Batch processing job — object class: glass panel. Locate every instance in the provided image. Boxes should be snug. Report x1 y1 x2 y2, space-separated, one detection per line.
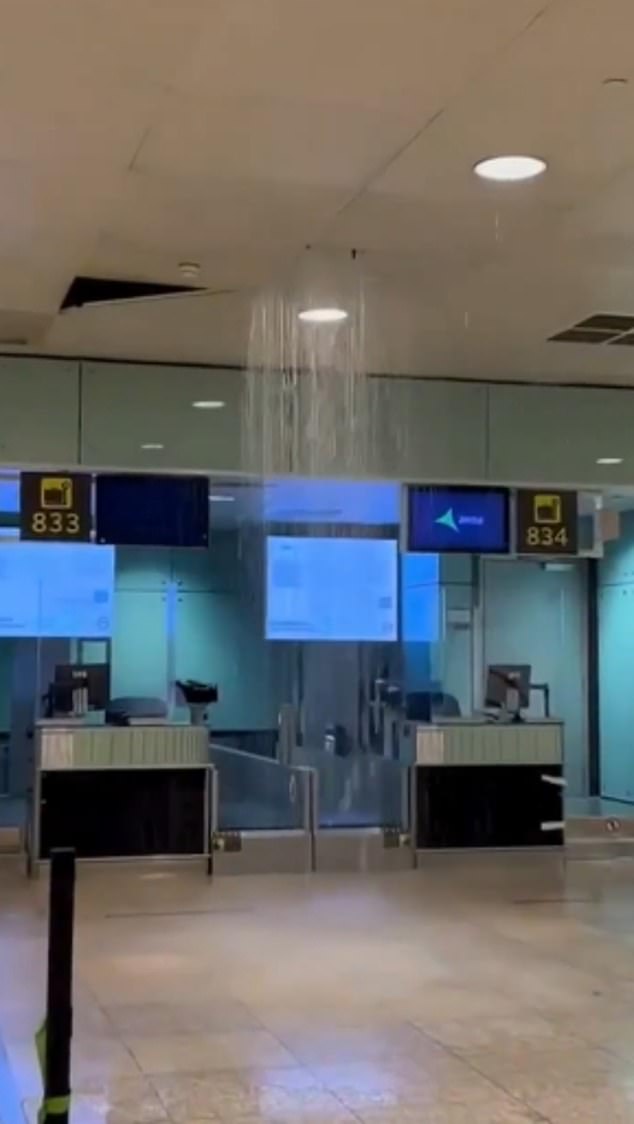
482 558 588 796
210 743 308 831
293 746 406 829
402 554 475 722
599 513 634 803
0 732 9 796
81 363 242 473
0 358 80 464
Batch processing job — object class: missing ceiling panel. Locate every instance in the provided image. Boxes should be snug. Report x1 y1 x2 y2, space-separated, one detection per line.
60 276 202 311
549 328 620 343
609 332 634 345
576 313 634 332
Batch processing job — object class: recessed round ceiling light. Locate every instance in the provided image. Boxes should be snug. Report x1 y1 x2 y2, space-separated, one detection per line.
192 400 225 409
141 442 164 450
179 261 201 280
473 155 547 182
298 307 349 323
596 456 623 465
209 494 235 503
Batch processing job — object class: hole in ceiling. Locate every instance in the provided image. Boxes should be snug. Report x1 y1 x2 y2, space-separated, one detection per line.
60 275 202 311
549 313 634 345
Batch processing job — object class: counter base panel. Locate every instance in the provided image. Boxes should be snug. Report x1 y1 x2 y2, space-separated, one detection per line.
40 768 207 859
416 764 563 849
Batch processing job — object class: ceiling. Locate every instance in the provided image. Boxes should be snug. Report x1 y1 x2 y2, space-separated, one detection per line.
7 0 634 383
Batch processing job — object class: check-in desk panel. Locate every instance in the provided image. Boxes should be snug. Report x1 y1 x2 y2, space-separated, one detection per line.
414 720 564 850
30 723 212 866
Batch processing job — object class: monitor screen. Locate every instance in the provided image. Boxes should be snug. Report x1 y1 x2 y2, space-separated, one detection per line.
486 664 531 709
0 543 114 637
408 486 510 554
266 536 398 642
55 663 110 709
95 474 209 547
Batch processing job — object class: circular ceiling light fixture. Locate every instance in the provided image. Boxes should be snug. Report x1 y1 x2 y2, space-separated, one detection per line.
298 307 349 324
596 456 623 465
192 400 225 409
179 261 201 281
141 442 164 451
473 155 547 182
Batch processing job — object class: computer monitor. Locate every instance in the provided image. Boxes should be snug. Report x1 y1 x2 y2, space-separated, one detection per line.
486 665 531 711
54 664 110 710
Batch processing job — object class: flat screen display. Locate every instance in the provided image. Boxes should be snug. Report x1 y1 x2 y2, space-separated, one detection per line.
96 474 209 547
0 543 114 637
408 486 510 554
266 536 398 642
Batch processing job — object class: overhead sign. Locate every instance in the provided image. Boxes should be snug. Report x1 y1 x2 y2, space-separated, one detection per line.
20 472 91 542
407 486 510 554
516 489 578 555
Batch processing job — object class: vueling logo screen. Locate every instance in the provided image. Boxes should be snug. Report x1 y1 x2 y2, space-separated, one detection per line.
409 488 509 553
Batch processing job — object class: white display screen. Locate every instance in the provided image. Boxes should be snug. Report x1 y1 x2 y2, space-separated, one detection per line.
0 543 114 638
266 536 397 642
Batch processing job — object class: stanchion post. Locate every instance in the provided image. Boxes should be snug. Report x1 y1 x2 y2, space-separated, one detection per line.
41 848 76 1124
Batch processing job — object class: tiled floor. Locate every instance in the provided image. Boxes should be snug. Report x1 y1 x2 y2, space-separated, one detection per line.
5 855 634 1121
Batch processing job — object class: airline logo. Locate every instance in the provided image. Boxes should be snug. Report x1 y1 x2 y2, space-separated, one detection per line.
435 507 484 534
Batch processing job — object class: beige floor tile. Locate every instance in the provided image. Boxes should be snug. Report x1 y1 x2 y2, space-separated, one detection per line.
358 1106 542 1124
104 1000 261 1037
151 1068 351 1121
398 983 527 1025
465 1044 632 1108
4 1037 140 1098
128 1030 296 1074
9 859 634 1122
530 1089 634 1122
275 1023 443 1065
310 1058 502 1111
420 1011 583 1055
22 1077 168 1124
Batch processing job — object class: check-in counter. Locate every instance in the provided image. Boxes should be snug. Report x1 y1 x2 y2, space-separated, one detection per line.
412 719 564 850
28 722 214 871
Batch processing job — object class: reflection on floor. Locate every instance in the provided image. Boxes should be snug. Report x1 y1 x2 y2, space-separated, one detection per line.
5 858 634 1120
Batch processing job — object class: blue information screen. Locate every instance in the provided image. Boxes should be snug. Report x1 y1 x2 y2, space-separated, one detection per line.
266 536 398 642
0 542 114 637
408 487 510 554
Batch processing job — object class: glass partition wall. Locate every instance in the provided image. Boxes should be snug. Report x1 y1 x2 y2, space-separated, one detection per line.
1 473 593 837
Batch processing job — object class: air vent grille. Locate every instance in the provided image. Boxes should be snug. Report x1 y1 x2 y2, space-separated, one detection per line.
550 313 634 345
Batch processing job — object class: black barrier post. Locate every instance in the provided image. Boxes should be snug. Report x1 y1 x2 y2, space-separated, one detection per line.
40 848 76 1124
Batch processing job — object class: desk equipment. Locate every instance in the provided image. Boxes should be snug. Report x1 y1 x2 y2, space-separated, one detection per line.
485 664 531 722
176 680 218 726
46 664 109 719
